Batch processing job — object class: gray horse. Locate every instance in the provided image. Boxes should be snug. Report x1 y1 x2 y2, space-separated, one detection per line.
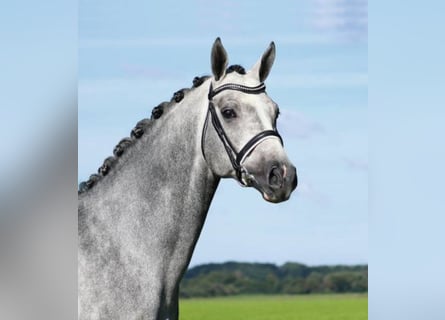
78 38 297 320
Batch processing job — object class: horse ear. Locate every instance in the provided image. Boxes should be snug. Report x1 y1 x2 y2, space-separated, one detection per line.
251 41 276 82
211 37 228 81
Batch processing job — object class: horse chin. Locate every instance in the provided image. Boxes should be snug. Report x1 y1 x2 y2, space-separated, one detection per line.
261 190 290 204
249 182 290 203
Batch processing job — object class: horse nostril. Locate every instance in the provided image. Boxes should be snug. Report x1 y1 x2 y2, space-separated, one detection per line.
268 166 283 188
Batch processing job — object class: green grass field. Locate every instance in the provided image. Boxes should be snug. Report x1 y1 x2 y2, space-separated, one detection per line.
180 294 367 320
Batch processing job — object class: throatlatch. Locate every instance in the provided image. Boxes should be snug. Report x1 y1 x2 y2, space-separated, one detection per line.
201 82 283 186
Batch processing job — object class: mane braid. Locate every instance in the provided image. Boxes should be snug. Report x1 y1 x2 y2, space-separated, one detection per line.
78 66 245 194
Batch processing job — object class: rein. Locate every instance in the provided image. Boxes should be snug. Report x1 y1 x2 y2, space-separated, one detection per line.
201 82 283 186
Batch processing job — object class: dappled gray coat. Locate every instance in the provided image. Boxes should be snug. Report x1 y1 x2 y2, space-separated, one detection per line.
78 38 297 320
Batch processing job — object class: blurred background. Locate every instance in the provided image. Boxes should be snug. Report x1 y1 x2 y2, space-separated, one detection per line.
79 0 368 267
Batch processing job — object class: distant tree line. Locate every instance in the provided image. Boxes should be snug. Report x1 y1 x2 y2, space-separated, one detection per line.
179 262 367 298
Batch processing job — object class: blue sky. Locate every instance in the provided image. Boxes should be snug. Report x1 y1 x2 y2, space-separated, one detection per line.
79 0 367 266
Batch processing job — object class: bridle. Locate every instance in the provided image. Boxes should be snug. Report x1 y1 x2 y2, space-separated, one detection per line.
201 81 283 186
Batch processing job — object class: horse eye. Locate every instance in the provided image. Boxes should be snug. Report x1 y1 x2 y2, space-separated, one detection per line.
222 108 237 119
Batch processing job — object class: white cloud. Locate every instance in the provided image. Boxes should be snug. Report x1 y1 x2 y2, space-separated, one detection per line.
311 0 368 41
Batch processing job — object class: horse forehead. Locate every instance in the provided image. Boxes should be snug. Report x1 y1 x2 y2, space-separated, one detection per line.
218 72 275 116
220 71 259 86
221 89 273 109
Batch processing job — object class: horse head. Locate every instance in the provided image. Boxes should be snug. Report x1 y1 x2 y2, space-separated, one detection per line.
202 38 297 203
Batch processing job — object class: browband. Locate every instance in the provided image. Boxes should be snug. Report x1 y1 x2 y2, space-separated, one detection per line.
208 83 266 100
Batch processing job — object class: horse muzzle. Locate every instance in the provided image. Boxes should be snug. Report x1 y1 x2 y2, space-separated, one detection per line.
246 162 297 203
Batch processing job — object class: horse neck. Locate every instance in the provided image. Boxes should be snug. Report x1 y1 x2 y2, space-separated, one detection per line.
78 82 220 316
84 80 219 227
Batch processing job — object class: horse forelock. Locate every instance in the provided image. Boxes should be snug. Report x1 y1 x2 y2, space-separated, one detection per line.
226 64 246 75
78 65 246 194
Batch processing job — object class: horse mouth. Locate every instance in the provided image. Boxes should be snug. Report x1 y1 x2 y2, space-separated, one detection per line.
261 190 290 204
262 192 274 202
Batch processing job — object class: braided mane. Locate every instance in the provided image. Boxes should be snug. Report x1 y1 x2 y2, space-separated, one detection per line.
78 65 246 194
